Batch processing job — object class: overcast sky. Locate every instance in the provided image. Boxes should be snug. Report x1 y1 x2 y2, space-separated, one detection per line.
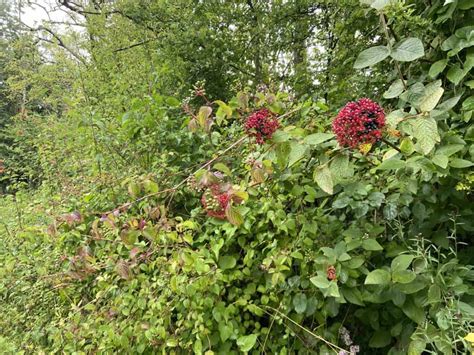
19 0 70 27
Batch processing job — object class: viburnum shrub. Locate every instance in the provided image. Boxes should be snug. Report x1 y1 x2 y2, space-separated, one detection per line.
244 108 280 144
332 98 385 148
201 184 232 219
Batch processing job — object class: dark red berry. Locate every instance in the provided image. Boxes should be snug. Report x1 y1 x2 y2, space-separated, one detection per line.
332 98 385 148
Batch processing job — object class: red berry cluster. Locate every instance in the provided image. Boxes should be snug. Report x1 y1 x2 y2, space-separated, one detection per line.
332 98 385 148
244 108 280 144
201 184 231 219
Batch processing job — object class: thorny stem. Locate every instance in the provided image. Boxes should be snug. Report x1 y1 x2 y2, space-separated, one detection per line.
379 13 407 90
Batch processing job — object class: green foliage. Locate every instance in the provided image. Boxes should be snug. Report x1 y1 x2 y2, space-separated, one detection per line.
0 0 473 354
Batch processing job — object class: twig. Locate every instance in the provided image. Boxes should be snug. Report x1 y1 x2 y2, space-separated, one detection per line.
381 138 402 152
379 13 407 90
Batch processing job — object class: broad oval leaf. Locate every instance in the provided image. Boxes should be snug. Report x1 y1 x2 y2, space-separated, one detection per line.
419 81 444 112
354 46 390 69
390 38 424 62
365 269 391 285
383 79 405 99
313 165 334 194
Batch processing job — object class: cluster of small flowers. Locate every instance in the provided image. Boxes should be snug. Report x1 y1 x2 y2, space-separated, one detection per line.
332 98 385 148
244 108 280 144
338 326 360 355
201 184 231 219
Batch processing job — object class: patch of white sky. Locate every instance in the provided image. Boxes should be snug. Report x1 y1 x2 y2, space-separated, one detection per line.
19 0 69 27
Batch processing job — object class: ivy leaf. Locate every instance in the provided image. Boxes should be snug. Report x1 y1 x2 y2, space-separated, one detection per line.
304 132 334 145
354 46 390 69
383 79 405 99
428 59 448 78
365 269 391 285
313 165 334 194
418 81 444 112
236 334 258 352
390 38 424 62
293 293 307 314
411 117 440 155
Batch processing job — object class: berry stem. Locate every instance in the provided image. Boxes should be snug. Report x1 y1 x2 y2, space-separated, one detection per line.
381 138 402 152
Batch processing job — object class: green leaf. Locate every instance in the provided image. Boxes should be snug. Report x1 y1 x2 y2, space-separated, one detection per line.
390 38 424 62
271 130 291 143
354 46 390 68
310 275 331 289
293 293 307 314
463 96 474 111
435 95 462 112
330 155 354 183
376 159 405 170
213 163 231 176
218 255 237 270
402 298 425 324
219 322 233 342
449 158 473 168
391 255 414 271
166 97 181 107
447 65 466 85
392 270 417 284
198 106 212 127
465 80 474 89
365 269 391 285
432 154 449 168
193 338 203 354
304 132 334 145
418 81 444 112
288 141 306 167
400 138 415 155
428 59 448 78
412 117 440 155
362 239 383 251
408 340 427 355
383 79 405 99
214 100 232 118
236 334 257 352
225 205 244 226
369 330 392 348
436 144 464 157
341 287 365 306
313 165 333 194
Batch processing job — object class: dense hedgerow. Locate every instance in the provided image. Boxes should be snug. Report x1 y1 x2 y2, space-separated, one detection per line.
0 0 473 354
